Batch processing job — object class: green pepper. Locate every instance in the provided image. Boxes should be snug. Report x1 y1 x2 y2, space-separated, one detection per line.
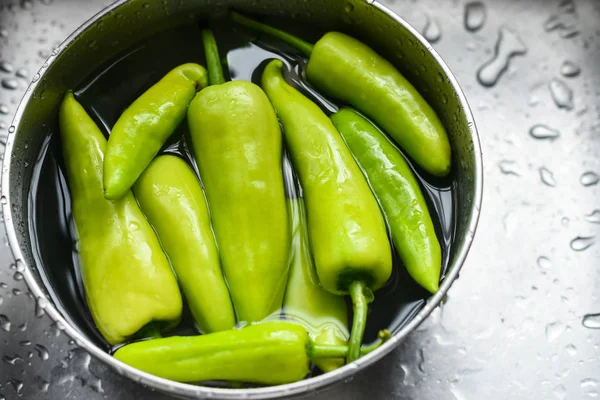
187 30 289 323
59 92 182 345
331 109 442 293
262 60 392 363
284 197 349 372
114 321 389 385
231 12 451 177
132 155 236 333
104 63 208 200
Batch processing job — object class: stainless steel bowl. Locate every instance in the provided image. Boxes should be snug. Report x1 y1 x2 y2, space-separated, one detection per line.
1 0 483 398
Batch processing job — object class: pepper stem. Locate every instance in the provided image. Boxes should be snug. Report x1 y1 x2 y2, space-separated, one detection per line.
309 329 391 359
230 11 314 57
202 29 226 86
347 280 372 363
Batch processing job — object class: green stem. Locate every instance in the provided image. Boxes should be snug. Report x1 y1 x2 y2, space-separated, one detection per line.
347 281 369 363
309 345 348 359
202 29 225 86
230 11 314 57
309 329 391 359
361 329 392 354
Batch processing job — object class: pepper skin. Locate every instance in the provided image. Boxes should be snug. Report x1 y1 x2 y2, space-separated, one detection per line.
104 63 208 200
59 92 182 345
113 321 389 385
231 12 451 177
284 198 349 373
187 30 289 323
331 109 442 294
114 321 311 385
262 59 392 363
133 155 236 333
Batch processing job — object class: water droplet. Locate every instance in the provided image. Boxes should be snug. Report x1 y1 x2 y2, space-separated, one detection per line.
13 272 22 281
15 68 28 79
34 344 49 361
585 210 600 224
15 260 24 272
20 0 33 10
20 340 31 346
570 236 595 252
1 78 17 90
477 27 527 87
582 313 600 329
0 61 14 73
498 160 521 176
417 348 425 373
539 167 557 187
529 124 560 140
0 314 10 332
582 378 600 397
553 384 567 400
545 321 564 342
565 344 577 356
0 28 7 38
544 3 579 39
2 354 23 365
34 376 50 392
464 1 486 32
423 17 442 43
7 380 23 397
0 104 9 115
8 125 15 134
580 172 599 186
51 349 104 393
31 73 40 83
12 288 21 296
549 78 574 110
344 2 354 12
537 256 552 271
35 297 48 318
560 61 581 77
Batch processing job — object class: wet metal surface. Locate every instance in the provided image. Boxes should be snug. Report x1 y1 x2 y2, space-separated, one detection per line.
0 0 599 399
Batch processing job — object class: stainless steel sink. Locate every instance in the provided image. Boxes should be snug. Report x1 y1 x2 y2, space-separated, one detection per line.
0 0 599 399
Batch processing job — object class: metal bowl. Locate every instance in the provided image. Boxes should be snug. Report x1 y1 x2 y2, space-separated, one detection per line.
1 0 483 398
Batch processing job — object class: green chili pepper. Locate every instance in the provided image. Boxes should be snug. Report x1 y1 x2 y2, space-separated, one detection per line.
104 63 208 200
187 30 289 323
331 109 442 293
231 12 451 177
262 60 392 363
132 155 236 333
59 92 182 345
284 197 349 372
114 321 390 385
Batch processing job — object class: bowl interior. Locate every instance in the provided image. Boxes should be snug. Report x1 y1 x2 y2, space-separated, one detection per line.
2 0 481 398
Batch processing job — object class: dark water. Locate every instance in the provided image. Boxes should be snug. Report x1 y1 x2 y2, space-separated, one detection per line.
28 18 455 375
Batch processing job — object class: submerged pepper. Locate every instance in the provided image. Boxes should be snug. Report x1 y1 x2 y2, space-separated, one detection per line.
262 60 392 363
231 12 451 177
133 155 236 333
59 92 182 345
114 321 388 385
187 30 289 323
284 198 349 373
331 109 442 293
104 63 208 200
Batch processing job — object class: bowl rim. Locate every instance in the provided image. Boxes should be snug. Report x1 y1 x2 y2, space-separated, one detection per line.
1 0 483 398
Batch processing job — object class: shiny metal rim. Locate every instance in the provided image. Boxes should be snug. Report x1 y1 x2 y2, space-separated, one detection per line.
0 0 483 398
